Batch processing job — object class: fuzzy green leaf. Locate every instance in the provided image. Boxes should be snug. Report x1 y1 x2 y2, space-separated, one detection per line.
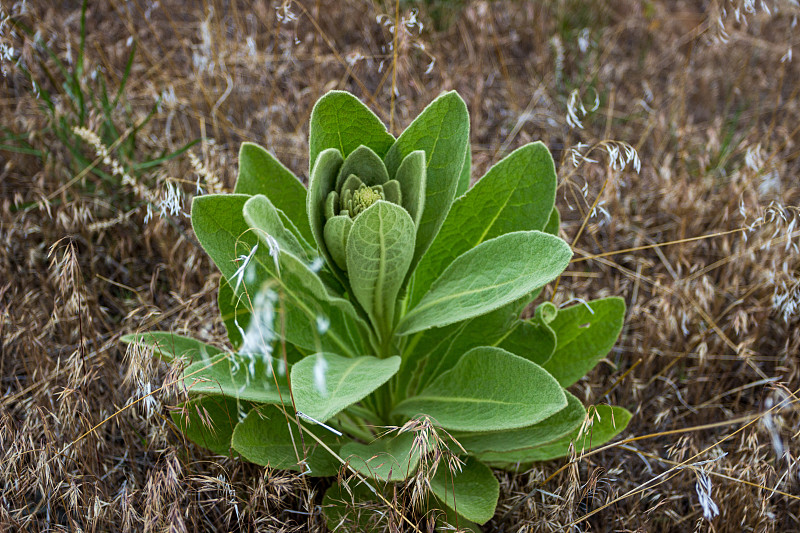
217 197 316 350
182 352 291 405
429 456 498 525
121 332 221 364
393 150 426 227
309 91 394 174
498 318 557 366
397 231 571 335
455 391 585 455
172 396 249 455
232 406 341 476
335 144 390 190
543 297 626 387
243 194 309 261
192 194 265 280
410 142 557 306
339 432 420 482
384 91 469 268
346 201 415 330
307 147 344 276
395 297 526 399
393 347 566 432
323 215 353 271
291 353 400 423
270 252 372 357
234 142 313 243
192 194 369 357
482 405 632 465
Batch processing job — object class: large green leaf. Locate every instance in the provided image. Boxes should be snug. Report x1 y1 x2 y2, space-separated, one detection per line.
172 396 249 455
393 347 566 432
234 142 313 243
192 194 270 281
243 194 309 261
429 456 498 525
481 405 632 465
384 92 469 268
323 215 353 271
498 318 557 366
395 297 525 400
393 150 426 227
270 252 372 357
309 91 395 174
307 148 344 277
121 332 221 364
410 142 557 306
291 353 400 423
232 406 341 476
346 201 415 332
543 297 626 387
454 391 585 455
182 352 291 405
339 431 420 482
193 194 370 357
396 231 571 335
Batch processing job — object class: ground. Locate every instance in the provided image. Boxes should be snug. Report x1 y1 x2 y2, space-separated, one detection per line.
1 0 799 531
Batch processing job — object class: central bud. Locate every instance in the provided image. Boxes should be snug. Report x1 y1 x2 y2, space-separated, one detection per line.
318 144 413 273
351 184 383 216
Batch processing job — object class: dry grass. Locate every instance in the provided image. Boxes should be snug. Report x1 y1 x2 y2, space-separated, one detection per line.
2 0 799 531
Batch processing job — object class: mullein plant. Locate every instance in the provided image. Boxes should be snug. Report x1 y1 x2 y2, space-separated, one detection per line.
124 91 630 530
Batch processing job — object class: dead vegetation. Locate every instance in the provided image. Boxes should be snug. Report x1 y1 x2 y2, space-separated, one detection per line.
1 0 799 531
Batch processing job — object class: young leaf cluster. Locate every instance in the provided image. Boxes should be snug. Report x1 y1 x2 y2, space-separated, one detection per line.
123 90 631 529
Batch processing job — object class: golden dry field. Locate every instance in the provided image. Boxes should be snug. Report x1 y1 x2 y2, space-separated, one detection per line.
2 1 799 531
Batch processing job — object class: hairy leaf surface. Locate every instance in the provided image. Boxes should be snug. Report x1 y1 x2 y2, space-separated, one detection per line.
235 142 313 243
121 332 221 364
309 91 394 173
455 139 472 197
217 281 248 349
393 150 426 227
232 406 340 476
498 318 557 366
307 147 344 277
429 456 498 525
454 392 585 454
182 352 291 405
410 142 557 305
172 396 249 455
339 432 420 482
543 297 626 387
291 353 400 423
480 405 632 465
393 347 566 432
346 201 415 331
243 194 310 261
384 91 469 268
194 194 368 357
397 231 571 335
